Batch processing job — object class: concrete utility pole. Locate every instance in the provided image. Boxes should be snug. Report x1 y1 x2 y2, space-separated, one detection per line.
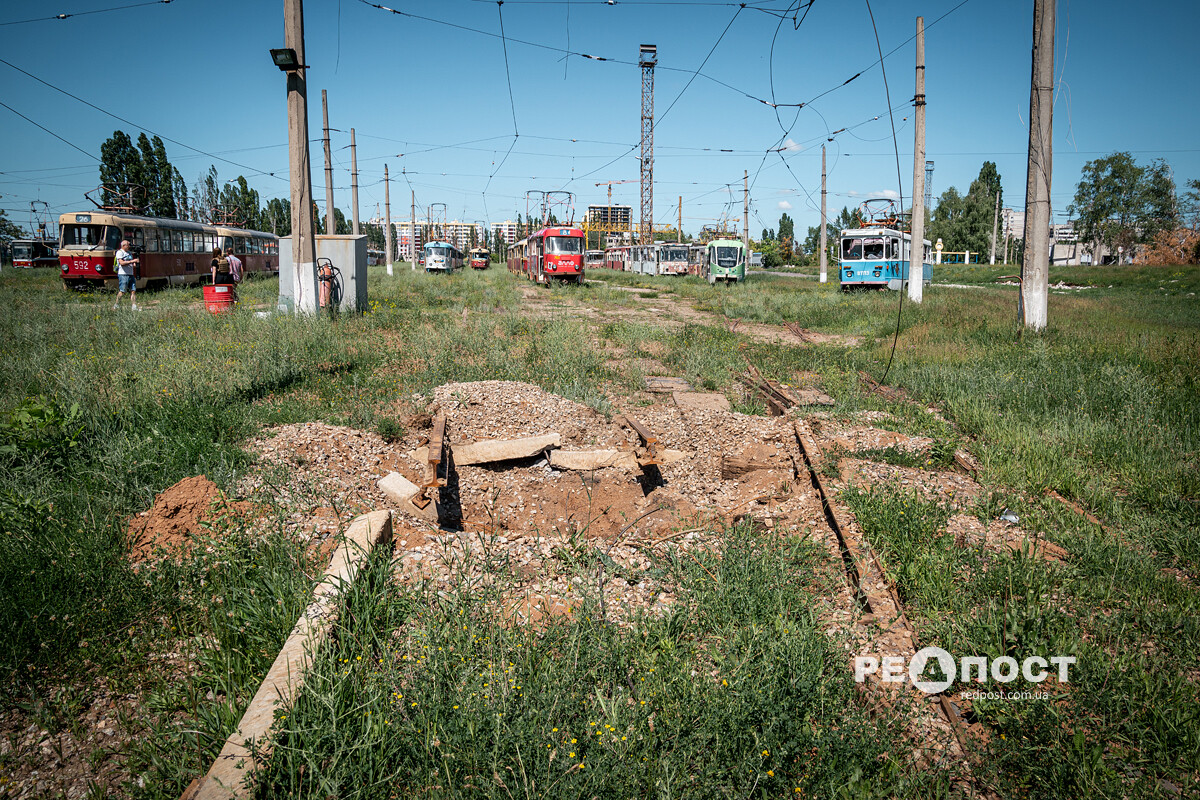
1020 0 1055 330
989 191 1000 265
350 127 360 235
285 0 317 314
322 89 335 237
678 196 682 241
820 144 828 283
410 189 416 269
743 170 749 259
908 15 926 303
383 163 393 275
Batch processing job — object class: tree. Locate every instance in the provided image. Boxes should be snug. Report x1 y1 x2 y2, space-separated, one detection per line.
264 197 290 235
1181 178 1200 230
333 207 350 235
1069 152 1178 259
929 187 967 252
0 209 24 243
99 131 141 207
492 229 504 261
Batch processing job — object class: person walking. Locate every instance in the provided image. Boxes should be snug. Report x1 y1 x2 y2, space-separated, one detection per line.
113 240 139 310
210 246 231 285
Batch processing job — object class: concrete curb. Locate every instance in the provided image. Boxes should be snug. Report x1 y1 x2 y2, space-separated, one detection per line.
186 510 393 800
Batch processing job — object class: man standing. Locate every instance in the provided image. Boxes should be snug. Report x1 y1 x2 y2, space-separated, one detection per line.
224 247 243 286
113 239 139 310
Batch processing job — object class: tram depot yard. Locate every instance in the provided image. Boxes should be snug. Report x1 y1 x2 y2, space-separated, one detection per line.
0 262 1197 799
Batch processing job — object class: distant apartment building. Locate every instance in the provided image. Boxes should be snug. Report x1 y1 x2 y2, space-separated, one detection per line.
1001 207 1025 239
584 204 633 231
491 220 519 246
370 219 483 257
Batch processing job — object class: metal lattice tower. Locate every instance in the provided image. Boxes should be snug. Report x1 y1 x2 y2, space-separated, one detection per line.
924 160 935 210
639 44 657 246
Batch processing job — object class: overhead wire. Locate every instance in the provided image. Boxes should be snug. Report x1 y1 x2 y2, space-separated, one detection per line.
0 0 174 27
0 55 287 183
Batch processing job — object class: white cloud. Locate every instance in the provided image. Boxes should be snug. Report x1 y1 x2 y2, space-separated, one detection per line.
782 138 803 152
778 200 793 210
875 189 900 201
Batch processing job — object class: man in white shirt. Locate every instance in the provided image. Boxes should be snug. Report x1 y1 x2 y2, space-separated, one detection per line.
113 240 139 310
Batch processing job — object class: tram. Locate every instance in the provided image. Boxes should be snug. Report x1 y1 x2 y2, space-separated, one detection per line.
507 226 585 284
584 249 605 271
657 243 690 276
838 200 932 291
57 210 278 290
11 239 58 269
468 246 490 270
703 238 746 284
422 241 463 273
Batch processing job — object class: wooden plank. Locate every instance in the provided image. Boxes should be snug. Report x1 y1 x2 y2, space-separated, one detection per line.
720 455 776 479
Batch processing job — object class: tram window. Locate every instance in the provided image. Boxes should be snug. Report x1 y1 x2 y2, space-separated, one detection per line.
171 230 183 253
181 231 194 252
124 228 145 249
714 246 741 268
863 239 885 260
841 238 862 260
887 238 899 259
545 236 583 254
61 224 106 248
235 237 246 253
145 230 158 252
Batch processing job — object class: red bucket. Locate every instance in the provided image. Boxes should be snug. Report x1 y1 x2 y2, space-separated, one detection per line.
203 284 237 314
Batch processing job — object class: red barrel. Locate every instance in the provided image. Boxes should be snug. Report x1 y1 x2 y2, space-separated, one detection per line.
203 284 237 314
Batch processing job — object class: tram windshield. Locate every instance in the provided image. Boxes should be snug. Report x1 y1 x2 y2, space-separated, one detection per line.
841 237 863 260
664 247 688 261
713 246 742 268
61 224 121 250
11 243 31 259
545 236 582 255
427 246 452 258
862 238 885 260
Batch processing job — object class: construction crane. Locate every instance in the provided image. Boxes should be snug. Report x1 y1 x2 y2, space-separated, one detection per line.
594 180 637 208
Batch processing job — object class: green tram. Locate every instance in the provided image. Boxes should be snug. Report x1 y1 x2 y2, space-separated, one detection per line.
703 238 746 284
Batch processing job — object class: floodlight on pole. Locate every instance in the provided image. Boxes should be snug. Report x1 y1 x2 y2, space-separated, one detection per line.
270 48 304 71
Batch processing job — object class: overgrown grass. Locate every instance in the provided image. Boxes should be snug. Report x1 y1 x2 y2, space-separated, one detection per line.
257 523 922 799
844 485 1200 798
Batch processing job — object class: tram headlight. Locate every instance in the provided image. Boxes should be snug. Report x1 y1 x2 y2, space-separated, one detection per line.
95 264 102 273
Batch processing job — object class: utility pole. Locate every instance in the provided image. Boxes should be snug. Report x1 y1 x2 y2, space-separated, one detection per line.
908 15 926 303
743 170 749 261
384 163 393 275
678 196 682 242
285 0 317 314
1020 0 1055 330
989 191 1000 264
820 144 828 283
322 89 335 237
410 189 416 269
350 127 360 235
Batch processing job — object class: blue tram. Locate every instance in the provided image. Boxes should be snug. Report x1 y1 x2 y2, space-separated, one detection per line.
423 241 463 273
839 226 931 291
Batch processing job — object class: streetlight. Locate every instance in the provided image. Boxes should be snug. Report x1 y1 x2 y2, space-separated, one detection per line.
269 48 303 71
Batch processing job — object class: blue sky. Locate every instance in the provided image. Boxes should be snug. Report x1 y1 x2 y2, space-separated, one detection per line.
2 0 1197 239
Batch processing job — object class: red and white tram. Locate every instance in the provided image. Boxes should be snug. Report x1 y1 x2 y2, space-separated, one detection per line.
57 210 279 290
505 226 585 284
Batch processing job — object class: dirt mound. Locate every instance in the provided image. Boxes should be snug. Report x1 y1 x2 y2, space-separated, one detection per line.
128 475 248 562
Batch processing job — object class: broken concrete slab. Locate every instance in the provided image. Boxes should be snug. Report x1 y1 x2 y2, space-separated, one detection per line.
672 391 731 411
645 376 693 393
192 510 393 800
549 449 639 471
452 434 562 465
377 472 437 522
378 472 421 504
